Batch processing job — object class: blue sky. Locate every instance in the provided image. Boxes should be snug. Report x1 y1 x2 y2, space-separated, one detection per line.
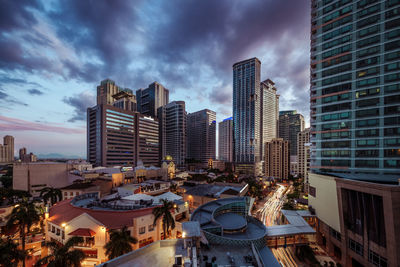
0 0 310 158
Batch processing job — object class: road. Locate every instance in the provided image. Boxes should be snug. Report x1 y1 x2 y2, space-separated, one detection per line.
258 184 298 267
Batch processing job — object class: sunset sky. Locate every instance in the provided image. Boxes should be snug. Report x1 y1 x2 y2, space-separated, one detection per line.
0 0 310 158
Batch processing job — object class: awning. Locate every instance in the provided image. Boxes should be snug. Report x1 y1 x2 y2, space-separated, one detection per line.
68 228 96 237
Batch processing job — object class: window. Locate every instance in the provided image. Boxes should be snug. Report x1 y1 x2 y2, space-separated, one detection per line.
384 138 400 146
357 56 379 68
322 102 351 113
52 226 55 233
368 250 388 267
356 119 379 128
358 25 380 38
70 192 73 196
384 148 400 157
323 15 352 32
357 77 379 87
384 95 400 105
322 25 352 41
357 45 380 58
349 238 363 256
357 66 379 78
139 226 146 234
321 121 351 130
356 150 379 157
357 14 380 28
321 112 351 121
322 45 351 59
322 150 350 157
385 50 400 62
385 62 400 72
385 40 400 51
384 160 400 168
323 0 352 14
385 84 400 93
322 73 352 86
384 127 400 136
356 129 379 137
323 5 352 23
357 35 380 48
323 35 351 50
322 83 351 95
62 230 65 239
322 54 352 68
384 116 400 125
384 105 400 115
322 93 350 103
321 140 350 148
56 228 60 236
148 224 154 232
322 63 352 77
48 223 51 231
385 73 400 82
385 29 400 40
355 160 379 167
386 0 400 8
322 131 350 139
385 18 400 30
356 87 380 98
386 7 400 19
357 0 378 8
356 139 379 147
309 186 316 197
356 108 379 118
357 3 380 18
321 159 350 166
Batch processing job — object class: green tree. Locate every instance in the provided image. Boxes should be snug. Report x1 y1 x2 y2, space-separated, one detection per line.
104 226 137 260
40 187 62 206
6 200 41 267
0 238 27 267
34 237 86 267
153 199 178 239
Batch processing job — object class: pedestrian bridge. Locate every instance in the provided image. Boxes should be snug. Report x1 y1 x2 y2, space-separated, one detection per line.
265 209 316 248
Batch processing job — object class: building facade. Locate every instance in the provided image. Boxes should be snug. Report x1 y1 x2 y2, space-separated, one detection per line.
310 0 400 179
218 117 233 162
157 101 187 167
260 79 280 159
233 58 262 165
0 135 14 163
136 82 169 118
187 109 216 163
97 79 136 109
136 114 159 167
264 138 290 180
278 110 305 157
297 128 311 188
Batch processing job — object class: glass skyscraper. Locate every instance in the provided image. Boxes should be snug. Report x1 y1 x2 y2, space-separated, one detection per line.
310 0 400 181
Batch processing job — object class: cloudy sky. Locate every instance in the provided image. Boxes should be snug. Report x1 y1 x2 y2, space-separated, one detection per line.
0 0 310 158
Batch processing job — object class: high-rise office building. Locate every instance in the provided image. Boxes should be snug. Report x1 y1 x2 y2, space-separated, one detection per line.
136 82 169 118
157 101 187 166
0 135 14 163
233 58 262 167
310 0 400 178
260 79 280 158
309 1 400 266
218 117 233 162
187 109 216 162
264 138 289 180
97 79 136 109
278 110 305 156
136 114 159 166
87 105 136 167
19 147 27 161
297 128 310 189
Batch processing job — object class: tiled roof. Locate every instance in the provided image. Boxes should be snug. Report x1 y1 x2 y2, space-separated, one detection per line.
48 199 154 230
68 228 96 237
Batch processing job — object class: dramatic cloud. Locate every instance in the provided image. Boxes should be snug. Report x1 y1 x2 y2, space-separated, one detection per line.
62 91 95 122
27 88 44 95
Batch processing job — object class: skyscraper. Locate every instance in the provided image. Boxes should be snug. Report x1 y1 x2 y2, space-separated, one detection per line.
310 0 400 178
97 79 136 109
218 117 233 162
233 58 262 167
136 81 169 118
187 109 216 163
157 101 187 166
0 135 14 163
136 114 159 166
260 79 280 159
264 138 290 180
308 1 400 266
297 128 310 189
278 110 305 157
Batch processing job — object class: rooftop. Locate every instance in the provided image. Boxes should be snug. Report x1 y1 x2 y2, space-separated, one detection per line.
184 183 245 198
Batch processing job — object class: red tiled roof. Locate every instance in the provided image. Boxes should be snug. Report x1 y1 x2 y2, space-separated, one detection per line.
68 228 96 237
48 199 155 230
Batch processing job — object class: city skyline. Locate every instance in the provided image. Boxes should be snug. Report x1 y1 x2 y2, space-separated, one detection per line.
0 0 310 157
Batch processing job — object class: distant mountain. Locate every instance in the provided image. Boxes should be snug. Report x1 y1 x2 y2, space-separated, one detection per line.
37 153 83 159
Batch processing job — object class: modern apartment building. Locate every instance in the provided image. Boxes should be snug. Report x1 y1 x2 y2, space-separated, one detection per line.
310 0 400 179
157 101 187 166
233 58 262 166
187 109 216 163
136 82 169 118
297 128 311 189
309 0 400 266
136 114 159 167
0 135 14 163
264 138 290 180
218 117 233 162
278 110 305 157
87 105 136 167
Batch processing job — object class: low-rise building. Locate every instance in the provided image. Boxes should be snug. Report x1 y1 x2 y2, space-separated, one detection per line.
45 191 189 266
60 179 113 200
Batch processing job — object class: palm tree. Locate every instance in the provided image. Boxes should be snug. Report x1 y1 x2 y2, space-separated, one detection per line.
6 200 40 267
40 187 62 206
34 236 86 267
152 199 178 239
104 226 137 259
0 238 27 267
